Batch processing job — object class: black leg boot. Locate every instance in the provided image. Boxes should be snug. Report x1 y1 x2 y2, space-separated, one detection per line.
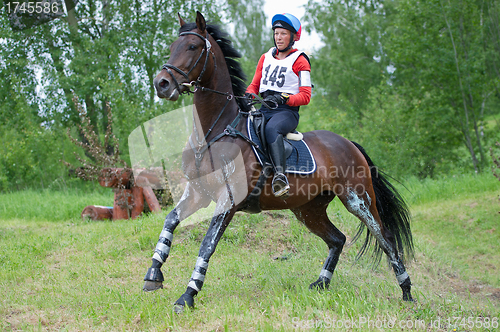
268 134 289 198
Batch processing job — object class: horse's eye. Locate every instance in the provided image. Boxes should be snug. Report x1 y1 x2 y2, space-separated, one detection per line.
188 44 197 51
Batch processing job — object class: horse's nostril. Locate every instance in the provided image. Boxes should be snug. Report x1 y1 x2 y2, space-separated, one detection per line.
159 78 169 88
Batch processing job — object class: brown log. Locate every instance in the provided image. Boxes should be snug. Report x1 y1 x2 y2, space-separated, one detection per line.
81 205 113 221
113 189 132 220
143 186 161 212
99 168 132 188
131 186 144 219
135 168 164 188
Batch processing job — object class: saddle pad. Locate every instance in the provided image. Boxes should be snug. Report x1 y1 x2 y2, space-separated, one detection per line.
247 117 316 175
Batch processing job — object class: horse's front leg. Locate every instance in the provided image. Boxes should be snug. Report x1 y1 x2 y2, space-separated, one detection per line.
143 183 210 291
173 189 237 313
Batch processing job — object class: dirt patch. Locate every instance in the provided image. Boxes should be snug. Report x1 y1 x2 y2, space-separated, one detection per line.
4 306 76 331
440 273 500 303
468 202 478 209
409 247 500 311
489 289 500 301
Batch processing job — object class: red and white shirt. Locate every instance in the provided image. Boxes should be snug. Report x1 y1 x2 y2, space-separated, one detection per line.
246 48 312 107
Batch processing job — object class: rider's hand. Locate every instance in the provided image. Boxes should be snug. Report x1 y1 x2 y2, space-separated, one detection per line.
244 92 255 100
263 93 289 106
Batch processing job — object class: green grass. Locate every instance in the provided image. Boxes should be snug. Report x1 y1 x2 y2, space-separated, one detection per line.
390 173 500 287
1 174 499 331
0 184 114 221
400 173 500 205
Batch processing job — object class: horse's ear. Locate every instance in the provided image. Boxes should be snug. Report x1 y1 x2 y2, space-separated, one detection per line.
195 11 206 32
178 13 186 27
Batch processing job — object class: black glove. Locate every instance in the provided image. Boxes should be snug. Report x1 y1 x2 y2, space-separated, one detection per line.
263 93 289 107
244 92 255 100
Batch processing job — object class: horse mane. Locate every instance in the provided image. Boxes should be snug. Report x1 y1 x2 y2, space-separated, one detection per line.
179 22 250 112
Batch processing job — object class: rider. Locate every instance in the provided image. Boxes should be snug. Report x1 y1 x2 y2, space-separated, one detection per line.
246 13 312 198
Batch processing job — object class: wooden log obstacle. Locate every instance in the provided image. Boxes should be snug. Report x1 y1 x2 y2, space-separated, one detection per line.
81 168 162 221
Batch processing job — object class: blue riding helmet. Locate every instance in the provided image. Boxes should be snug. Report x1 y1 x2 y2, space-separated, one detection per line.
272 13 302 41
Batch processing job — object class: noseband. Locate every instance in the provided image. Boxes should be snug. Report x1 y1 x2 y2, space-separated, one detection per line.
162 31 216 95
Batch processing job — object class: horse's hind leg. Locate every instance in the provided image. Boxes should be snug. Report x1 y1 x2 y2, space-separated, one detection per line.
341 188 413 301
291 191 346 290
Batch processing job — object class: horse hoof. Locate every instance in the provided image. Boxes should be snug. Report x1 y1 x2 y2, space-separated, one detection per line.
143 280 163 292
309 277 330 291
173 304 185 314
403 293 415 302
400 278 414 302
173 293 194 313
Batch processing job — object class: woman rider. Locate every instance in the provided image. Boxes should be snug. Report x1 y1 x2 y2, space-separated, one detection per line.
246 13 312 198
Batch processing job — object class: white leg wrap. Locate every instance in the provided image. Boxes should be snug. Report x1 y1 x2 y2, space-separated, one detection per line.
155 243 170 255
196 257 209 269
188 280 200 292
191 271 206 282
160 230 173 242
319 269 333 280
152 252 164 263
396 271 409 284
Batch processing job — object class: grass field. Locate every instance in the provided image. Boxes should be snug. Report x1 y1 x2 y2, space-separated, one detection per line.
1 173 499 331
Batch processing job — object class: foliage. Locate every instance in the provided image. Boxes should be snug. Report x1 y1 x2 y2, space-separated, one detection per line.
63 94 127 182
304 0 390 119
386 0 496 174
1 0 500 190
303 0 500 178
0 1 224 190
225 0 273 84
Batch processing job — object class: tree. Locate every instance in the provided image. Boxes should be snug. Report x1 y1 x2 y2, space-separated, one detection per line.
225 0 273 83
304 0 391 125
386 0 498 174
0 1 225 190
303 0 499 177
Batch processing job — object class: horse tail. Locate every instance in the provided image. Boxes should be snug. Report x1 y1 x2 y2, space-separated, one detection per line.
350 141 414 265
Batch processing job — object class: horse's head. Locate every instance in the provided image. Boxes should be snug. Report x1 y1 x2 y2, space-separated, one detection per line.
154 11 216 101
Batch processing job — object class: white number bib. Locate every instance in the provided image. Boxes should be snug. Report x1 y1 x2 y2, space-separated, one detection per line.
259 48 305 95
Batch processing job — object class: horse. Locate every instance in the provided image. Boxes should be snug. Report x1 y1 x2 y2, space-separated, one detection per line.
143 11 414 313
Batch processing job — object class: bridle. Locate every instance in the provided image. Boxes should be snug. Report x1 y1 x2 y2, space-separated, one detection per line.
162 30 234 168
162 31 217 95
161 29 268 171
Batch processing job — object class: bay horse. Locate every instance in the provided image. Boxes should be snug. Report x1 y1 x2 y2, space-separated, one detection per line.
143 11 414 313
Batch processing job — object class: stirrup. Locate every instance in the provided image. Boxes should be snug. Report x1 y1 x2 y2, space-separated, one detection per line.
272 173 290 198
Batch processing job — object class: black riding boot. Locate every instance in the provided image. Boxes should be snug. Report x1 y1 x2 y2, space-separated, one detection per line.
268 134 289 198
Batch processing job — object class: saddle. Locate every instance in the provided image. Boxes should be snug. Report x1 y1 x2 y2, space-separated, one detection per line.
239 107 316 214
250 107 302 162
